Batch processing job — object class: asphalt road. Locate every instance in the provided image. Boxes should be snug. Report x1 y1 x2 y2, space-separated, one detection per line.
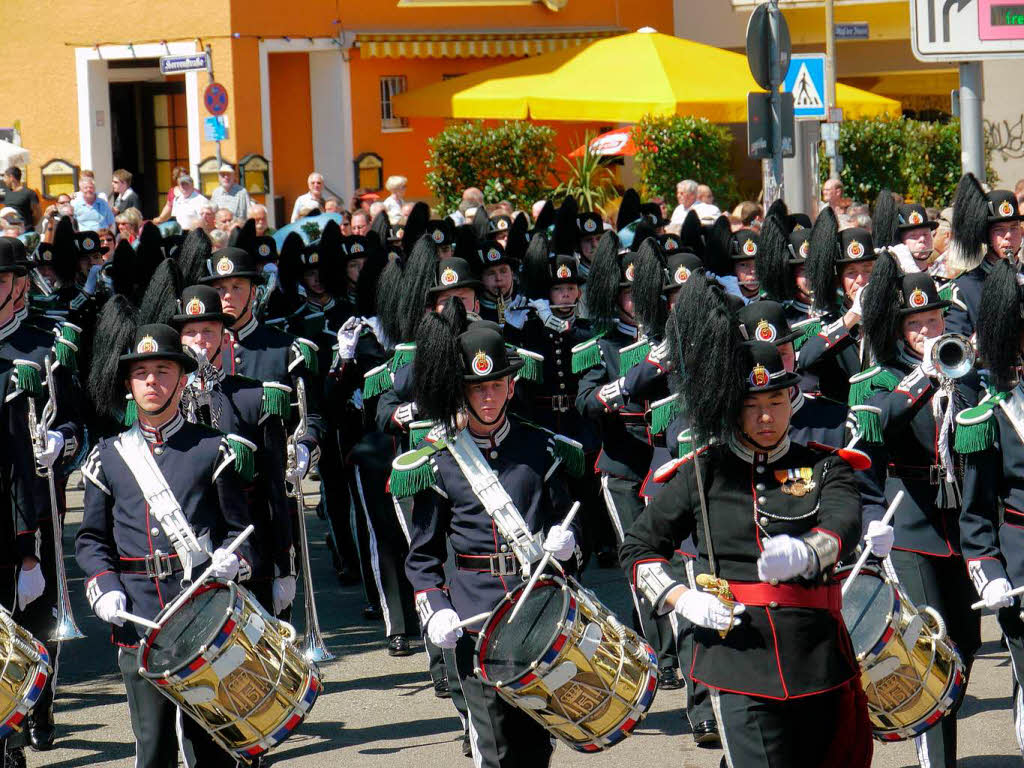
35 482 1022 767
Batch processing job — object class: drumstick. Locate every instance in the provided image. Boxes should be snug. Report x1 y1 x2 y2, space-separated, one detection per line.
160 525 255 619
508 502 580 624
451 611 492 632
113 610 161 631
972 582 1024 611
841 491 904 598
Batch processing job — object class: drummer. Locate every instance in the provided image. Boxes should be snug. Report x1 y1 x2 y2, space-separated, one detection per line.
396 311 583 768
620 273 875 768
75 319 255 768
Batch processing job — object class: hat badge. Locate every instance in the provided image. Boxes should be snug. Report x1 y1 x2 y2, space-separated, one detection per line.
432 229 445 244
583 218 598 233
555 264 572 280
472 350 494 376
847 240 865 259
908 210 924 225
1000 199 1015 217
42 250 53 262
83 237 95 250
665 238 678 250
440 267 459 286
625 262 636 281
755 319 777 343
908 287 928 308
497 220 509 231
216 256 234 275
750 363 770 388
742 238 757 257
258 243 271 257
351 242 365 254
309 253 319 264
674 265 691 284
137 335 159 354
185 297 205 316
486 248 502 262
799 241 810 258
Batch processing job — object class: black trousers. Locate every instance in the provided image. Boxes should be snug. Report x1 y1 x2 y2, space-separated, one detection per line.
673 557 714 729
454 632 552 768
601 474 678 671
319 432 360 574
117 648 230 768
996 607 1024 758
888 549 980 768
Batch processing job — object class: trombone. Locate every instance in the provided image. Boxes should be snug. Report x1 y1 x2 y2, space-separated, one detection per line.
287 378 334 663
28 356 84 641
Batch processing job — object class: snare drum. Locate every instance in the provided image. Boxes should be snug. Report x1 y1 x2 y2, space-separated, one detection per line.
474 574 658 752
0 610 50 740
138 580 320 763
839 566 965 741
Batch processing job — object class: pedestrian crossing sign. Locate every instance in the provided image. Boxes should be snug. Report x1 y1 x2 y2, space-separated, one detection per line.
783 54 827 119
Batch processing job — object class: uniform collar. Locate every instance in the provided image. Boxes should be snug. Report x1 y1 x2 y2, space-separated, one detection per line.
787 298 813 315
139 412 184 444
470 419 511 450
616 320 638 340
0 313 22 342
790 387 805 414
895 341 922 369
233 315 259 340
728 433 790 465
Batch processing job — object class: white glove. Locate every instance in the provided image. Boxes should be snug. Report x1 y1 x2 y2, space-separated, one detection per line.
262 262 279 276
83 263 104 295
394 402 418 427
674 588 746 631
35 430 65 469
272 575 297 615
756 535 815 582
982 578 1015 610
208 548 241 581
528 299 569 333
849 284 866 316
287 443 310 484
865 520 895 558
17 562 45 611
426 608 463 649
543 524 576 561
921 335 940 377
337 317 363 361
94 590 127 626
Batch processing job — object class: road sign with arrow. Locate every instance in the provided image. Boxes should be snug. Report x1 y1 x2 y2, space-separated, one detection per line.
912 0 1024 60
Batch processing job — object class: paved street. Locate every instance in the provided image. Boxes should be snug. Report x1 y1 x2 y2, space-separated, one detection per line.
37 482 1021 767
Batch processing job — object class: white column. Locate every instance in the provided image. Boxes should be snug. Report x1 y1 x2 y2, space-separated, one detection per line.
75 52 113 183
309 50 354 205
258 41 276 228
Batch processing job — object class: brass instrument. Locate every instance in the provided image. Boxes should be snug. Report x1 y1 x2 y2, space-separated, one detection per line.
286 378 333 663
930 333 975 380
29 356 84 641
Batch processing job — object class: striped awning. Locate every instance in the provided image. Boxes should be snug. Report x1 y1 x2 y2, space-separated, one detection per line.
355 29 622 59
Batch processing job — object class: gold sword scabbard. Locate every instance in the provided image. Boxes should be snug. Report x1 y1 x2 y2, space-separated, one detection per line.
695 573 735 639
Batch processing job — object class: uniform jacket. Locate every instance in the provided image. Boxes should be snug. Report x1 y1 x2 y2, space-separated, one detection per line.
796 312 862 403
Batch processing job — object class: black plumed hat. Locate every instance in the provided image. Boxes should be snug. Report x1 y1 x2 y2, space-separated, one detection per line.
873 189 899 248
949 173 990 274
860 250 905 364
616 188 642 231
583 230 623 325
702 215 733 277
87 295 139 419
521 231 552 301
632 237 668 336
807 206 841 313
401 202 431 256
553 197 579 257
177 228 212 287
755 213 792 302
978 259 1023 390
532 200 556 234
504 213 529 264
138 259 184 325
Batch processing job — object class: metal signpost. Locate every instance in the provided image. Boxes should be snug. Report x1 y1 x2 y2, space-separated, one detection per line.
746 1 793 206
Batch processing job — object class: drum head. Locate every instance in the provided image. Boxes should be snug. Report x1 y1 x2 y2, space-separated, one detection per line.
840 569 894 657
145 583 233 672
479 581 567 683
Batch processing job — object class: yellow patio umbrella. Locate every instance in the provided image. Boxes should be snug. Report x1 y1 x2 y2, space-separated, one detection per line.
394 29 900 122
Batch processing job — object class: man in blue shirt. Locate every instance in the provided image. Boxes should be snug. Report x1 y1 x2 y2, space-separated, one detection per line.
72 177 114 231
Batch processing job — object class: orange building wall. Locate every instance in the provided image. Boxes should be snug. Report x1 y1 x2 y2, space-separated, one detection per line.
268 53 315 218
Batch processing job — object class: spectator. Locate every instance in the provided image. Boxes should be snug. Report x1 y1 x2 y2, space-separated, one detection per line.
339 210 352 236
351 210 370 236
733 201 763 230
1 167 39 231
209 163 251 220
1 209 25 237
531 200 549 222
72 177 115 232
696 184 716 205
291 172 325 222
209 229 230 248
109 169 140 214
369 200 386 220
821 178 845 213
215 208 237 232
462 187 484 208
1014 178 1024 201
94 228 115 266
297 203 322 220
247 203 271 235
165 175 208 231
351 188 379 212
154 166 192 224
670 179 698 224
115 207 142 244
324 197 341 213
383 175 407 224
197 202 216 233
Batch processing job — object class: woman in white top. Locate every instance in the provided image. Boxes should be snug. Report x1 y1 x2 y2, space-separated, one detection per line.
382 175 407 224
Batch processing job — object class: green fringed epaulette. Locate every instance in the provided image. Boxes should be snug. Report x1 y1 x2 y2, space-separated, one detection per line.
54 337 78 373
648 394 681 436
676 428 694 458
937 282 954 303
792 319 822 352
847 366 901 444
409 419 436 447
362 363 394 399
955 392 1008 454
295 337 320 376
59 322 82 345
619 338 651 375
390 439 446 498
12 359 42 398
552 434 585 478
261 382 292 420
571 332 605 374
390 343 417 372
122 397 137 426
226 434 257 484
512 347 543 383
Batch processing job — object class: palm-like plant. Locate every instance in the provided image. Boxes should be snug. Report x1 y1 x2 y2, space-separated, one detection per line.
553 135 619 215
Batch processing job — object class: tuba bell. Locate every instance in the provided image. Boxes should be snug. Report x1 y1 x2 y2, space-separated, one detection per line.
930 333 975 379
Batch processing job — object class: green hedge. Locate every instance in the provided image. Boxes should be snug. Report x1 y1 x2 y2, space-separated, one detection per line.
424 120 557 214
632 115 739 210
821 116 997 207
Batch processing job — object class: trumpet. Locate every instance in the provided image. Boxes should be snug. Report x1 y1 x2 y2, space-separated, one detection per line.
287 378 333 664
930 333 975 380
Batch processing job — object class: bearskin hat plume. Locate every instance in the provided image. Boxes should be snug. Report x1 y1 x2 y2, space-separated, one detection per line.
413 297 469 436
978 259 1023 390
398 235 442 342
583 230 622 326
88 295 139 421
702 215 734 278
375 258 405 346
177 228 212 287
756 213 791 302
553 197 579 256
949 173 990 274
860 250 904 364
138 259 184 325
521 232 552 301
402 202 431 255
616 188 642 231
873 189 899 249
632 238 667 336
807 206 841 313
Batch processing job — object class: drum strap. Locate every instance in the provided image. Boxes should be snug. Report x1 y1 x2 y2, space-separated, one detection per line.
446 430 544 577
114 424 205 581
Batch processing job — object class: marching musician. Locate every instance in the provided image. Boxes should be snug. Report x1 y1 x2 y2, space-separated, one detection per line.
397 311 582 768
620 273 873 768
75 321 254 768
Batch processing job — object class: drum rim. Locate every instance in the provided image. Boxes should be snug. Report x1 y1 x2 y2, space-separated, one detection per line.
137 579 238 678
473 574 571 688
835 564 901 663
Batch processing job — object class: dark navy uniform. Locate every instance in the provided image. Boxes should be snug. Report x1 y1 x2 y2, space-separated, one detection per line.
943 262 989 339
795 314 863 402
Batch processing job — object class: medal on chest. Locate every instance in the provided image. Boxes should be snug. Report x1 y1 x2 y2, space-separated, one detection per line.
774 467 816 497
